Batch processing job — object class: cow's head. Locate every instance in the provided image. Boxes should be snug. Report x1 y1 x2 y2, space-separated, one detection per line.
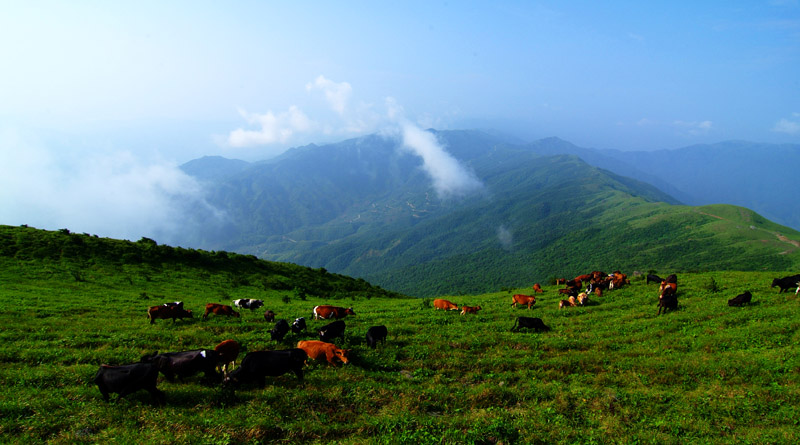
345 308 356 316
334 348 351 365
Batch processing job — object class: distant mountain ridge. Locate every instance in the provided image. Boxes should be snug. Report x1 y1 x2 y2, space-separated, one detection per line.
178 130 800 296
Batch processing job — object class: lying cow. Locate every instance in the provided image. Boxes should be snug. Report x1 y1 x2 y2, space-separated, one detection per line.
646 274 663 285
94 362 164 405
728 291 753 307
576 292 588 306
365 325 388 349
432 299 459 311
291 317 307 334
559 296 576 309
147 305 193 324
511 316 550 332
224 349 307 387
510 294 536 309
312 305 356 320
532 283 544 293
232 298 264 311
318 320 346 343
297 340 350 365
271 319 290 341
214 339 241 376
460 305 482 315
771 274 800 293
141 349 221 383
202 303 240 320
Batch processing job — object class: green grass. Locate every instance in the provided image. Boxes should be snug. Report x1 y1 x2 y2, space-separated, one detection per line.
2 249 799 443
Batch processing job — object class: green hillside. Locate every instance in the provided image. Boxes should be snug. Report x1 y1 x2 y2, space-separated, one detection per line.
1 228 799 442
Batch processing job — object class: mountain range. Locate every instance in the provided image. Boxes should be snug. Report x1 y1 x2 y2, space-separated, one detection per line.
179 130 800 297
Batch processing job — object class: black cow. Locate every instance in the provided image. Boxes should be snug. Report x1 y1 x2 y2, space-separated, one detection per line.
291 317 307 335
223 349 307 387
365 325 388 348
141 349 221 383
771 274 800 293
728 291 753 307
318 320 346 343
511 317 551 332
665 274 678 284
162 301 183 309
657 288 678 315
94 362 164 405
646 274 663 285
233 298 264 311
271 319 290 341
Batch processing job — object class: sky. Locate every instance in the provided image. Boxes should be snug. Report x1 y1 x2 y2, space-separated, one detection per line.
1 1 799 241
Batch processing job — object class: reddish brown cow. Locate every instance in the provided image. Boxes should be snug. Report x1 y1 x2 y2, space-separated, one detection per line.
214 339 241 376
147 305 193 324
532 283 544 293
460 305 482 315
312 305 356 320
202 303 240 320
659 281 677 297
433 299 459 311
511 294 537 309
575 274 593 284
559 296 577 309
297 340 350 365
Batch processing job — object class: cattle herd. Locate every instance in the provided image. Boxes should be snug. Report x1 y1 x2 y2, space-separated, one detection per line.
97 272 800 404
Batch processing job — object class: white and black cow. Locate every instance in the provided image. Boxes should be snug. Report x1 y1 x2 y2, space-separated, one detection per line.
223 349 307 387
94 362 165 405
141 349 221 383
232 298 264 311
291 317 307 335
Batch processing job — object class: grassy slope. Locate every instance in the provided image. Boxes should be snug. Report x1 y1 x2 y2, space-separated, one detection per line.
1 246 799 443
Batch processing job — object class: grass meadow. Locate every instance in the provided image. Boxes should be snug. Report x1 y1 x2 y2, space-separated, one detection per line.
1 257 799 443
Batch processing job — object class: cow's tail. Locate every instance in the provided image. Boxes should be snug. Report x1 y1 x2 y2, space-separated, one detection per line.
510 318 518 332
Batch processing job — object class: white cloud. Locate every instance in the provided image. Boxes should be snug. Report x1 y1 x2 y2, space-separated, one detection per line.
398 123 483 198
228 106 313 147
497 225 513 250
672 120 713 135
0 127 223 243
772 113 800 134
306 75 352 115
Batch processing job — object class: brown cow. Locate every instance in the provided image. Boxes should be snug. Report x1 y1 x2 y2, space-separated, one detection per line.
312 305 356 320
576 292 588 306
574 274 593 284
532 283 544 293
433 299 459 311
297 340 350 365
147 305 193 324
510 294 536 309
559 296 577 309
659 281 677 297
214 339 241 376
263 310 276 322
202 303 240 320
460 305 482 315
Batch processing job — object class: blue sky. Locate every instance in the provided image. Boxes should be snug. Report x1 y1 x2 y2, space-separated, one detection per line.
1 1 799 240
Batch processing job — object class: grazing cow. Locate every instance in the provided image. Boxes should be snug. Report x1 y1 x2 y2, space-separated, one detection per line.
646 274 664 285
141 349 221 383
510 294 537 309
559 296 577 309
312 305 356 320
291 317 307 334
610 271 629 289
271 319 290 341
657 286 678 315
365 326 388 349
433 299 459 311
771 274 800 293
264 310 276 322
223 349 307 387
297 340 350 365
532 283 544 293
94 362 164 405
728 291 753 307
576 292 589 306
460 305 482 315
147 305 193 324
232 298 264 311
214 339 241 376
202 303 240 320
318 320 346 343
511 317 551 332
575 274 593 284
